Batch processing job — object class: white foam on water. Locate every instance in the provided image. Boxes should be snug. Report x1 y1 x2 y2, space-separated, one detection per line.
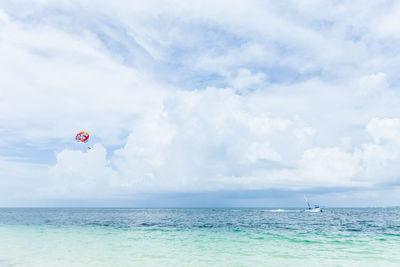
266 209 301 212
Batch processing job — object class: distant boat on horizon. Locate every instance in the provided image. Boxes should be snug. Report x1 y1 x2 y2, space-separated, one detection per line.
304 195 323 212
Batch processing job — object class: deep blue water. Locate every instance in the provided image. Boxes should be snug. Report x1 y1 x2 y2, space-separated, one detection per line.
0 207 399 234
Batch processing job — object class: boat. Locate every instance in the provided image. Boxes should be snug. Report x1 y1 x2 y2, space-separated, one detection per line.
304 195 323 212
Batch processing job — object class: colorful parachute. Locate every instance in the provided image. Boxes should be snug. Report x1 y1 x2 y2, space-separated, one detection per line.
75 131 90 143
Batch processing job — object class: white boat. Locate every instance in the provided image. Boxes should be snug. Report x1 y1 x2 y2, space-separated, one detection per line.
304 196 323 212
305 206 322 212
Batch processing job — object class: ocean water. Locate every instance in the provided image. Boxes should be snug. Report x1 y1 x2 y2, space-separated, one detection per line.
0 208 399 266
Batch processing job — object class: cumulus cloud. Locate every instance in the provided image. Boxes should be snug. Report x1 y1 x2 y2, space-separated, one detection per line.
366 117 400 143
47 107 400 197
297 117 400 188
49 144 118 197
47 87 316 196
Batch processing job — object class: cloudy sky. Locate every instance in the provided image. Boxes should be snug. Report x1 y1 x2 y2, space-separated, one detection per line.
1 0 400 207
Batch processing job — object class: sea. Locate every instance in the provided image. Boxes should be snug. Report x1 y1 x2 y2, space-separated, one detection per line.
0 208 399 266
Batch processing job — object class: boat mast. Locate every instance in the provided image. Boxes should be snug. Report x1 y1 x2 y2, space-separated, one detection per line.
304 195 311 210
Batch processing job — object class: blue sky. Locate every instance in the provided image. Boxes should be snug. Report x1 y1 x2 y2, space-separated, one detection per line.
1 0 400 207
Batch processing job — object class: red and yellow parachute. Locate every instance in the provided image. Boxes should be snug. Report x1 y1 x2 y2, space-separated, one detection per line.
75 131 90 143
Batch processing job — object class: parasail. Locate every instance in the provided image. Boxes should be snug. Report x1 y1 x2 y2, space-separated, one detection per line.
75 131 90 143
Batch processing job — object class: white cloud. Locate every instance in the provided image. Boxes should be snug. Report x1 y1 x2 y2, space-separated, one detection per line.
366 117 400 143
43 86 318 196
230 68 267 92
356 73 388 97
297 117 400 188
0 157 48 200
244 142 281 163
1 1 400 204
108 87 316 192
48 144 118 197
375 2 400 37
0 9 9 23
0 10 166 146
298 147 362 186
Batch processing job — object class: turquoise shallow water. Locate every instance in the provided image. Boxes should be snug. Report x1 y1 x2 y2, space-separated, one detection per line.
0 208 399 266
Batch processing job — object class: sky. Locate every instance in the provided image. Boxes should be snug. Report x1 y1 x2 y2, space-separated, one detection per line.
1 0 400 207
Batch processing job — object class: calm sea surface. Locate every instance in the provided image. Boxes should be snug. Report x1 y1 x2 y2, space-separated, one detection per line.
0 208 399 266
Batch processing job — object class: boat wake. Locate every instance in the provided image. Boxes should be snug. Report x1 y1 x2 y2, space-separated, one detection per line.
267 209 299 212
